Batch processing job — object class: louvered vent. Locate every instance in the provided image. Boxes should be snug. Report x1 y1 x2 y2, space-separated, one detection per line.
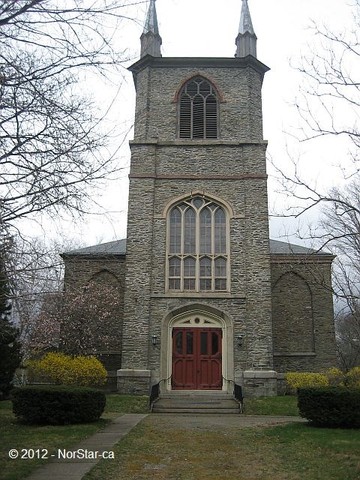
179 77 218 139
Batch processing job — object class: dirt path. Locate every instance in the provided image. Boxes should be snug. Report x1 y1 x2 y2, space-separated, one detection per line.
148 413 306 430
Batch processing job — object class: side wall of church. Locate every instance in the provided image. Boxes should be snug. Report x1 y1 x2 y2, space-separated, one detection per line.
270 257 337 374
61 255 126 386
62 255 126 290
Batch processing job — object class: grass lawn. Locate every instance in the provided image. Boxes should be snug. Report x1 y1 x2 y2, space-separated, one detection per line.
2 394 360 480
84 416 360 480
0 394 149 480
244 395 299 416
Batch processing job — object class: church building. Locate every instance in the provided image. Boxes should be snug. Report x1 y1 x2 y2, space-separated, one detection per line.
62 0 337 401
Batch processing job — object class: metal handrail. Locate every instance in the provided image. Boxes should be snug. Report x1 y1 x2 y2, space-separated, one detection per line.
149 375 172 410
222 375 244 412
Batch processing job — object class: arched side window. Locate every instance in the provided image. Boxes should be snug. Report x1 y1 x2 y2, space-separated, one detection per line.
167 196 229 292
179 77 218 139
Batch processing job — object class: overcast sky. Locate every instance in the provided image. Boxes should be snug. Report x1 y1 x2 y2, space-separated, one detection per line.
48 0 356 247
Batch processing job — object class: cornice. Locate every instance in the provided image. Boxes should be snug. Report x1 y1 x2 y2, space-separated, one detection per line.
128 55 270 87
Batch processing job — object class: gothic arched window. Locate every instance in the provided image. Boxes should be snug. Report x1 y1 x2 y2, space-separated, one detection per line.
179 77 218 139
167 196 229 292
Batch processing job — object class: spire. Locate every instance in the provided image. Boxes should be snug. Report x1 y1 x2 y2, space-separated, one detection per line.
140 0 162 58
235 0 257 58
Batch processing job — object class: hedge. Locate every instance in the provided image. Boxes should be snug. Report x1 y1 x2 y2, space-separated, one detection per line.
298 387 360 428
11 385 106 425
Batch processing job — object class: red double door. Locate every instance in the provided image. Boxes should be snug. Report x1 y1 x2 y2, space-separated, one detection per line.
172 328 222 390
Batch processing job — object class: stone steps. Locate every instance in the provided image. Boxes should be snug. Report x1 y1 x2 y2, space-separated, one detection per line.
152 392 242 414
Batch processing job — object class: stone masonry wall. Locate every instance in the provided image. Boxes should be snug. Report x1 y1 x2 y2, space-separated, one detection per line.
271 257 337 373
62 255 126 290
120 58 274 395
133 60 265 143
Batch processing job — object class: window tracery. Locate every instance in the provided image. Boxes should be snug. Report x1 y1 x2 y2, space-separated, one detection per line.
167 196 229 292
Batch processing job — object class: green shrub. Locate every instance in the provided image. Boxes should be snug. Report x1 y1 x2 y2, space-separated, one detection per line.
27 352 107 387
298 387 360 428
285 372 329 393
11 385 106 425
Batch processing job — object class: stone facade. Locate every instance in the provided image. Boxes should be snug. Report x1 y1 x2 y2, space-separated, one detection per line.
117 55 277 396
61 38 337 398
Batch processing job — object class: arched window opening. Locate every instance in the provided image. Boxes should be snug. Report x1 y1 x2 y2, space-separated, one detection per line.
167 196 229 292
179 77 218 139
272 272 315 353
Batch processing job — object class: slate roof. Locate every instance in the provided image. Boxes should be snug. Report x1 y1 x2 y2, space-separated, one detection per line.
62 238 331 257
269 239 332 256
62 239 126 256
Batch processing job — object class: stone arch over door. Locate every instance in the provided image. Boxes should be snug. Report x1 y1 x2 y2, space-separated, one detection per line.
160 304 234 392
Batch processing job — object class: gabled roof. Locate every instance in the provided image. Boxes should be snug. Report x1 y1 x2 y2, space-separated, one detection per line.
62 238 332 258
62 239 126 257
269 239 332 256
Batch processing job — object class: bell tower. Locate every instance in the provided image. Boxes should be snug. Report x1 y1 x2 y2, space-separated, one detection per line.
118 0 277 397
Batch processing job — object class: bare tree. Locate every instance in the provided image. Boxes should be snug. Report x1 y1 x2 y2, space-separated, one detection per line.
336 309 360 371
5 236 79 355
0 0 139 241
272 1 359 218
271 2 360 366
0 1 140 355
319 183 360 368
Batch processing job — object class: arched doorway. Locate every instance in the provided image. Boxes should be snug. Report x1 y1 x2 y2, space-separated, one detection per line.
161 306 234 392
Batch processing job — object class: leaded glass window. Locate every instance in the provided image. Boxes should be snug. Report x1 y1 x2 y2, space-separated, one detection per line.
167 196 229 292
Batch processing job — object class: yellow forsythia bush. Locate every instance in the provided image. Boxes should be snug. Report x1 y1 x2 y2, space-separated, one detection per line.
64 356 107 387
325 367 345 386
345 366 360 387
27 352 69 385
285 372 329 393
27 352 107 387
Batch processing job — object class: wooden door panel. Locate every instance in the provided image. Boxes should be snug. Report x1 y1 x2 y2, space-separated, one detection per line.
198 359 222 388
172 327 222 390
173 359 196 388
